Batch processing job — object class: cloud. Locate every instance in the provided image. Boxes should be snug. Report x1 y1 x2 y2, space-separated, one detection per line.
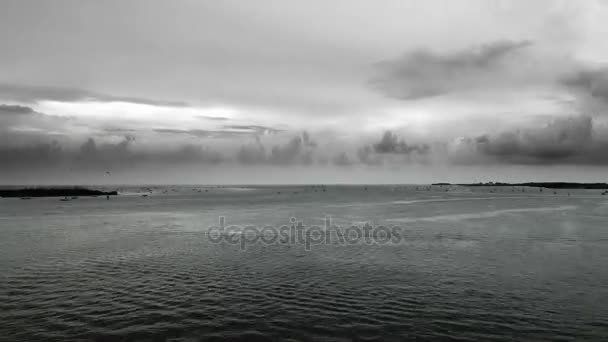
0 104 74 145
232 131 319 166
236 137 267 164
372 131 430 154
0 84 189 107
77 135 135 162
478 116 595 161
370 40 532 100
332 152 354 166
1 126 324 171
449 116 608 165
0 104 36 115
154 128 242 138
0 140 65 169
154 125 282 139
4 112 608 177
0 134 224 172
101 127 138 134
168 144 224 164
235 131 322 166
222 125 283 135
197 115 230 121
269 134 314 165
301 130 317 147
560 68 608 103
357 145 383 165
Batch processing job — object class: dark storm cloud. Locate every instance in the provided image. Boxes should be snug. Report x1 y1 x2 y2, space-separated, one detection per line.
0 104 73 145
458 116 608 165
0 127 320 170
168 145 224 164
301 131 317 147
236 137 267 164
269 134 315 165
357 145 383 165
0 135 224 171
0 129 323 169
331 152 354 167
0 104 36 115
235 131 316 165
560 68 608 103
370 40 532 100
372 131 430 154
0 84 189 107
478 116 592 160
78 135 136 161
0 141 65 167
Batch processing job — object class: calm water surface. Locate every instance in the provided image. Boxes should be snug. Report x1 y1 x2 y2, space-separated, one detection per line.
1 185 608 341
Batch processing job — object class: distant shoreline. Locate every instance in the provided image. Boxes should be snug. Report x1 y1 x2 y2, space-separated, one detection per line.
433 182 608 189
0 187 118 198
2 183 608 196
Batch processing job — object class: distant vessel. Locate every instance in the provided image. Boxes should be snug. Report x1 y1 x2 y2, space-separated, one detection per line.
59 196 70 201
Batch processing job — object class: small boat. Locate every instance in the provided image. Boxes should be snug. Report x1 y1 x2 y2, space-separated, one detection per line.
60 196 70 201
142 194 148 197
20 197 31 200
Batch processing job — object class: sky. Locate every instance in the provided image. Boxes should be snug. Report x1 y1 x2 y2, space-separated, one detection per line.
2 0 608 184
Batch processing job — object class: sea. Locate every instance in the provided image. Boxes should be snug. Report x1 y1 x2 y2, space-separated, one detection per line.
1 185 607 341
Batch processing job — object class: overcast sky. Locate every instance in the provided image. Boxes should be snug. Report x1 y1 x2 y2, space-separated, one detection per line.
2 0 608 184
